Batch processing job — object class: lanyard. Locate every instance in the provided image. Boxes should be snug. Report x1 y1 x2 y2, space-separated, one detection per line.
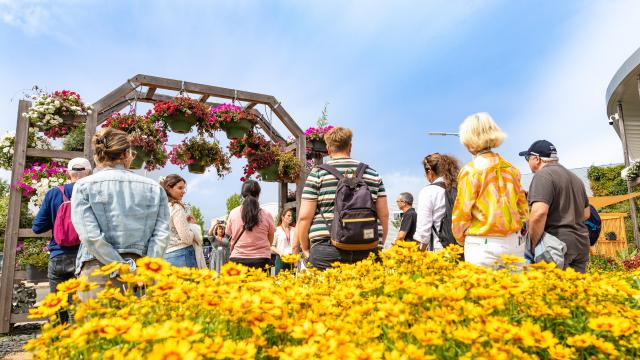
280 225 291 245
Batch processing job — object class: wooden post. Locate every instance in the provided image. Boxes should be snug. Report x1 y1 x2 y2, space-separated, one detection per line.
84 110 97 164
0 100 30 333
618 101 640 248
278 182 287 219
296 136 307 206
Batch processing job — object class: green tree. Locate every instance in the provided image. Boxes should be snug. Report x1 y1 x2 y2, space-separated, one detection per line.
587 164 637 251
226 193 241 215
190 205 205 233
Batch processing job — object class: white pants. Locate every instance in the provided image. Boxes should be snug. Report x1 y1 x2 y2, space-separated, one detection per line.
464 233 524 268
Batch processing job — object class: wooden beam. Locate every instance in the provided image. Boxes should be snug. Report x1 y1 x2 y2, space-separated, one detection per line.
92 77 140 114
199 94 209 103
133 74 277 104
1 100 29 333
18 229 51 238
13 271 26 281
251 109 285 143
26 148 84 160
84 111 97 163
285 143 297 153
10 313 46 324
296 136 307 209
145 87 157 99
244 102 257 111
278 182 287 218
270 100 304 137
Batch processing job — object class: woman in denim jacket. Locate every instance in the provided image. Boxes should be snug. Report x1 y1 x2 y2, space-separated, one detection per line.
71 128 170 300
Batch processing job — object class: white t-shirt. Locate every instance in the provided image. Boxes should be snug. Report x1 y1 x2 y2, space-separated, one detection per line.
414 177 447 251
274 226 294 255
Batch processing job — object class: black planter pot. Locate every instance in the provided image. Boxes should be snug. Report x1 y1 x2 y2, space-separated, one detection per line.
25 264 48 282
309 139 327 153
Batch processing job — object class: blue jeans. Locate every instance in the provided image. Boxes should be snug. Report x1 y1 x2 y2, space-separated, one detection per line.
164 246 197 268
48 252 77 323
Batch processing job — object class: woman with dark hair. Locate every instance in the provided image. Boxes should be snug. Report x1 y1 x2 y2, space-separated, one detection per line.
71 128 170 300
208 221 230 272
226 180 275 270
160 174 204 268
414 153 461 251
271 208 295 274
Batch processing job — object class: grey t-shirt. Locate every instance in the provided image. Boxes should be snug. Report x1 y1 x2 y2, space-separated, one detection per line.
528 163 590 255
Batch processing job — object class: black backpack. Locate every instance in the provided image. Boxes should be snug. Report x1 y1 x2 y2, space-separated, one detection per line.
319 163 380 251
429 182 458 249
585 204 602 246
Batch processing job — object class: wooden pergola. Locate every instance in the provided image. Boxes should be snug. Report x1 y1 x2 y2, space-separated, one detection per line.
0 74 307 333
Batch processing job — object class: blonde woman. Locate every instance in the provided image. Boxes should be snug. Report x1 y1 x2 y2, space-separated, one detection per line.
452 113 529 267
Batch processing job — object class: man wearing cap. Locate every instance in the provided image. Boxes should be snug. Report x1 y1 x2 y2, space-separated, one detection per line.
32 157 92 320
520 140 591 273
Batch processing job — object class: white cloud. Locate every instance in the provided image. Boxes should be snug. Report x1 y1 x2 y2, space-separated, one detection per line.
0 0 82 45
507 0 640 172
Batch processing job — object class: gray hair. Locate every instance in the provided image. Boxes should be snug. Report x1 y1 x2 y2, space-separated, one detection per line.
398 192 413 206
541 158 559 164
68 169 92 180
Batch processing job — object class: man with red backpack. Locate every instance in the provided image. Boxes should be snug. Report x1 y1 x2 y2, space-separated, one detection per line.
32 157 92 318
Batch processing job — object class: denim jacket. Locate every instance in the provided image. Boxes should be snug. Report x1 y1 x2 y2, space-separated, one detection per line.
71 165 170 274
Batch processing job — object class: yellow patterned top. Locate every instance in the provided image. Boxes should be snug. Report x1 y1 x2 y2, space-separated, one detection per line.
452 153 529 243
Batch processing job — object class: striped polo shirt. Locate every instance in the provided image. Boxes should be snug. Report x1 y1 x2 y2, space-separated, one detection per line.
302 157 386 246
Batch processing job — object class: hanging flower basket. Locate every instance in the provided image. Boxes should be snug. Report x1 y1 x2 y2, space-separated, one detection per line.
309 138 327 153
23 89 93 139
621 160 640 182
257 163 279 182
103 113 169 172
210 104 257 140
187 161 207 174
0 130 52 171
169 137 231 178
220 118 254 139
149 96 210 135
129 145 151 170
165 113 198 134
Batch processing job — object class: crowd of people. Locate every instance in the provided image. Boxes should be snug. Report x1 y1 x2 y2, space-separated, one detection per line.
31 112 592 309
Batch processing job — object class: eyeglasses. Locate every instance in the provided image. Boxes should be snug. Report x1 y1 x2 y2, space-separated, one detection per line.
525 154 538 161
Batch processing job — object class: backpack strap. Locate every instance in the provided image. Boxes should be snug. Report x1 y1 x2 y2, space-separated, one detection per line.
57 185 69 202
429 181 446 190
318 164 344 180
230 227 246 253
355 163 369 180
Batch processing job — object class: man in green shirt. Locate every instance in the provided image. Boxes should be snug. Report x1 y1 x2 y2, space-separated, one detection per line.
297 127 389 270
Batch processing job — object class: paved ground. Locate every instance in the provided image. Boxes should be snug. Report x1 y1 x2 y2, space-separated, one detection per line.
0 323 39 359
0 282 48 359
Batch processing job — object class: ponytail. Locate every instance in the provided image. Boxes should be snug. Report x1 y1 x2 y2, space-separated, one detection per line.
240 180 261 231
423 153 461 190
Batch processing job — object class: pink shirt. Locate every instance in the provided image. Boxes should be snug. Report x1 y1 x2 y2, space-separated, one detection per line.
226 207 275 259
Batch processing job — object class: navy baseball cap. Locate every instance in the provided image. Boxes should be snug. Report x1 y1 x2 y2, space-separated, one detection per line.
519 140 558 159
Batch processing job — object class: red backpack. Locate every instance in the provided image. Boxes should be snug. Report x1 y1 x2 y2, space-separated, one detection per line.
53 185 81 247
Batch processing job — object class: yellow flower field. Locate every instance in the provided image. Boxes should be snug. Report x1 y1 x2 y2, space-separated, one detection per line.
26 242 640 359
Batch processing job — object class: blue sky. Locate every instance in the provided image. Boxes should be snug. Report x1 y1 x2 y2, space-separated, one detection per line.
1 0 640 223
